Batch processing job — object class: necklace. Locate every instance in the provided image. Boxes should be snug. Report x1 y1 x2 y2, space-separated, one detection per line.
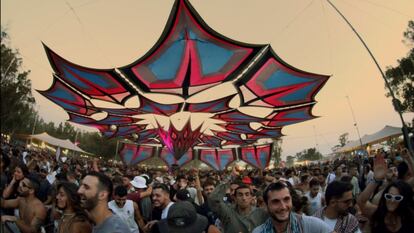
61 213 75 222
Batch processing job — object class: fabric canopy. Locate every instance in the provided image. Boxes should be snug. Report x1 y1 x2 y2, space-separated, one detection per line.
337 125 402 152
30 132 86 153
39 0 329 163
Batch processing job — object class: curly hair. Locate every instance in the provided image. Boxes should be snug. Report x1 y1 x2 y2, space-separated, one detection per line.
371 180 414 232
56 181 87 218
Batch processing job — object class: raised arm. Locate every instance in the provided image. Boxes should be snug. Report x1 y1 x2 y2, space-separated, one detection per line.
140 185 153 198
208 182 232 223
92 158 99 172
357 153 385 218
401 148 414 178
2 176 17 199
193 169 204 205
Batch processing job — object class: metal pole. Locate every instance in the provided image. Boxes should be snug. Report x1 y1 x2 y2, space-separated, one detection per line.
30 113 38 145
114 139 120 161
313 125 319 151
346 96 364 148
327 0 413 157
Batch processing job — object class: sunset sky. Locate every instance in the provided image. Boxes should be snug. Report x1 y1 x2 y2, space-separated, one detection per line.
2 0 413 159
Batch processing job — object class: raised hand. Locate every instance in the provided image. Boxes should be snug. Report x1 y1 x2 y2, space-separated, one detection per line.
373 153 386 180
400 148 411 161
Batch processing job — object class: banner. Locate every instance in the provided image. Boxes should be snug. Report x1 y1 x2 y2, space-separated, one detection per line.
240 143 273 169
159 147 193 169
119 144 154 166
199 148 236 171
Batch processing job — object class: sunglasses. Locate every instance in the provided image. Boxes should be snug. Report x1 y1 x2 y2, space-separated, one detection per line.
21 182 32 189
384 193 403 202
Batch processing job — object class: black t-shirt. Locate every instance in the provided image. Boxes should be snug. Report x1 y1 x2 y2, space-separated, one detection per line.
37 179 52 202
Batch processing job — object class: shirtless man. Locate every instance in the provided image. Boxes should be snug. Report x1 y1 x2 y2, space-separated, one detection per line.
1 175 47 233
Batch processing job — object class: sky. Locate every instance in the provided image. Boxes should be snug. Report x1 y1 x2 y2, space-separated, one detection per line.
2 0 413 160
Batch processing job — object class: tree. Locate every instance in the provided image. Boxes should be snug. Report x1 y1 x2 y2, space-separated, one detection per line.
286 155 295 167
338 133 349 147
1 29 36 134
79 132 117 159
295 148 323 161
332 132 349 152
271 139 283 167
384 20 414 113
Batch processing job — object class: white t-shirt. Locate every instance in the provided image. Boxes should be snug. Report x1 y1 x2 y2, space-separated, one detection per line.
253 215 331 233
323 217 337 231
326 173 336 184
323 217 362 233
161 202 174 219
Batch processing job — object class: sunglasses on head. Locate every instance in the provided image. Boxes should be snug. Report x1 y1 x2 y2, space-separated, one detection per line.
21 182 32 189
384 193 403 202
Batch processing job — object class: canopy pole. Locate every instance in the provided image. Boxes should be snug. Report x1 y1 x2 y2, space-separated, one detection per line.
346 96 364 149
327 0 413 157
114 139 120 161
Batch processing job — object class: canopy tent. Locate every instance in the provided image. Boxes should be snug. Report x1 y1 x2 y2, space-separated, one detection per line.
30 132 87 153
336 125 402 153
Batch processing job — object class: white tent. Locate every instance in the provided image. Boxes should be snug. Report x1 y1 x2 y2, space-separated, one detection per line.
337 125 402 153
30 132 86 153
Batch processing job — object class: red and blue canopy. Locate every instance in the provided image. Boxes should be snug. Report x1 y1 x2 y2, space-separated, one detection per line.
39 0 329 168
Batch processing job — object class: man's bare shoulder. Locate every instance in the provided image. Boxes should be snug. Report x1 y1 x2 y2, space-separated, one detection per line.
31 199 47 217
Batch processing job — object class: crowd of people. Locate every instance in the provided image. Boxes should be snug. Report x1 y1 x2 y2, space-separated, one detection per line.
1 138 414 233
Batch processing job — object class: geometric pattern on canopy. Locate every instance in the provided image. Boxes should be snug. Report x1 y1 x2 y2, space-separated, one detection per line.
160 147 193 168
39 0 329 162
39 78 97 116
266 104 315 127
118 1 261 96
44 45 134 105
119 144 155 166
239 144 273 169
199 148 236 171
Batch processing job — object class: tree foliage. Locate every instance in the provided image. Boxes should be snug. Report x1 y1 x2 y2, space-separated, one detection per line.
286 155 295 167
295 147 322 161
338 133 349 147
0 28 117 159
271 139 283 167
384 20 414 113
1 30 36 134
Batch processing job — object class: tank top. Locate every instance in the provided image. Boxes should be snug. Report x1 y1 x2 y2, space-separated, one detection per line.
108 200 139 233
305 192 322 215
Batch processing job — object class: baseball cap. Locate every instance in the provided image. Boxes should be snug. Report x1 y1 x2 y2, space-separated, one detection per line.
130 176 147 189
157 201 208 233
175 189 192 202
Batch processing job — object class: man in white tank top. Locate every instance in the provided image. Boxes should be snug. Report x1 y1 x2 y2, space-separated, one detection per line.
108 186 145 233
305 179 325 215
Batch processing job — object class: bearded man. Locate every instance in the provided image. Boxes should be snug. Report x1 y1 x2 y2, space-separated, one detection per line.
77 171 131 233
253 182 330 233
1 175 47 233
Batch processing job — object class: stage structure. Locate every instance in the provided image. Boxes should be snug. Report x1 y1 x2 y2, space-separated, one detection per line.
39 0 329 169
